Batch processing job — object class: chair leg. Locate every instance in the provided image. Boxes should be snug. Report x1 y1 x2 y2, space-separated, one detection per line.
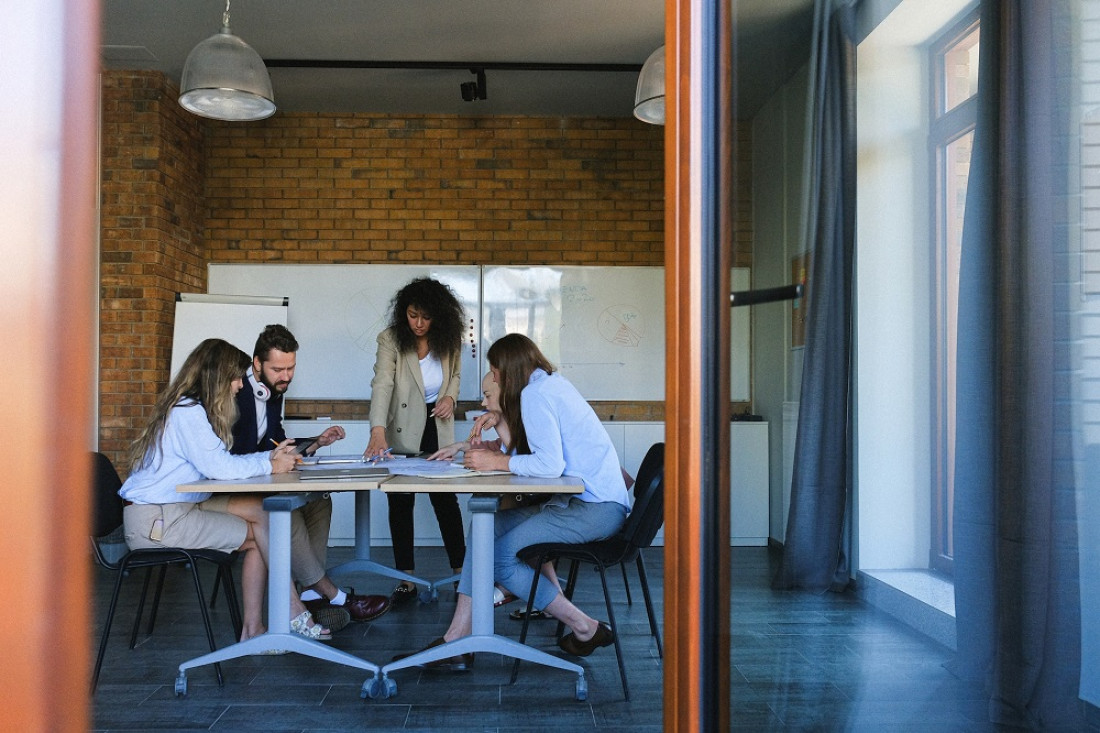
219 562 243 640
636 554 663 658
185 555 226 686
620 561 634 605
509 552 547 685
145 563 170 636
556 559 581 641
129 567 156 649
596 564 630 701
91 569 129 693
209 565 223 609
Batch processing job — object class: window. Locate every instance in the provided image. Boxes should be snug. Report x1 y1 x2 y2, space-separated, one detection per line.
930 11 979 575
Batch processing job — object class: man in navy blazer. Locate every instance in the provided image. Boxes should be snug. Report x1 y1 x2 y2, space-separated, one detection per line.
232 324 389 628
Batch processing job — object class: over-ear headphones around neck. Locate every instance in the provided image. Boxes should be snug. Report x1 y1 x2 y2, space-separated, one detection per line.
248 370 271 401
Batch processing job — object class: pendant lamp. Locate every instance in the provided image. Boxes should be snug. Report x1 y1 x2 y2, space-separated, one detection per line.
178 0 275 121
633 45 665 125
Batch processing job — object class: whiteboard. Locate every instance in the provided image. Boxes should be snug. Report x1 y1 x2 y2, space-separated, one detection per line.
482 266 662 400
170 296 288 379
483 266 750 401
204 264 751 402
208 265 481 401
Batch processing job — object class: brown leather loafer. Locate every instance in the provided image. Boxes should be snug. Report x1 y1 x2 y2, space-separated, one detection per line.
557 622 614 657
305 588 391 625
392 636 474 672
343 591 391 622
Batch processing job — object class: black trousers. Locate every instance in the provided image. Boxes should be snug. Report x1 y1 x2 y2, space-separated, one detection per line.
386 402 467 570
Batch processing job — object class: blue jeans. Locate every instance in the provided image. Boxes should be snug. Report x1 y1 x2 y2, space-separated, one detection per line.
457 496 628 611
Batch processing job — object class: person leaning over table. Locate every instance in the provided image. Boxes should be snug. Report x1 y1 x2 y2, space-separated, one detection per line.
395 333 630 670
429 371 563 620
231 324 390 630
364 277 467 603
118 338 329 642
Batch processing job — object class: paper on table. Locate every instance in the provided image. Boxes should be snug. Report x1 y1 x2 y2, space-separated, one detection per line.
377 455 510 479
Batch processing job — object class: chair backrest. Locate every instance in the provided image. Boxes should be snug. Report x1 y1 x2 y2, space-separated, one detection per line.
618 442 664 551
91 452 125 537
90 452 131 567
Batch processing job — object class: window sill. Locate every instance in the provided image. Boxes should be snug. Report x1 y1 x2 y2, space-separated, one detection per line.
856 569 956 650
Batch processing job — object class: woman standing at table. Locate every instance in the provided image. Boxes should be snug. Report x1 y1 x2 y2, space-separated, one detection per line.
119 338 328 642
396 333 630 669
364 277 467 603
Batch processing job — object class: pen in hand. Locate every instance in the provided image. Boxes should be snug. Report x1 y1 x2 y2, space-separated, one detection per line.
271 438 303 465
370 447 393 465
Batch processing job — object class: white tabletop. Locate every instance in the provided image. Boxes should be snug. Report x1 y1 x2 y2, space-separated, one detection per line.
383 473 582 494
177 471 391 493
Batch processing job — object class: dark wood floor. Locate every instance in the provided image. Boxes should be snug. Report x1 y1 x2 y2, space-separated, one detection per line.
91 545 1000 731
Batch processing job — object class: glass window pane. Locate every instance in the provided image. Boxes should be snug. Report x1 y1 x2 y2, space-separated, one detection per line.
943 27 980 114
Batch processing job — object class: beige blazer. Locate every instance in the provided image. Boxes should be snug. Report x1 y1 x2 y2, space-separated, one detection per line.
368 327 460 454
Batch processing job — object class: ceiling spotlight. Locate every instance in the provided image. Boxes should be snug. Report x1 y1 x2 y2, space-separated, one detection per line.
460 68 487 102
178 0 275 121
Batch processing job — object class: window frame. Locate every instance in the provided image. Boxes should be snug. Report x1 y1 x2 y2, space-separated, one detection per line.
929 8 979 576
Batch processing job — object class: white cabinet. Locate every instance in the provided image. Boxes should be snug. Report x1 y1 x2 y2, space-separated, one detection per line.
607 421 770 547
285 418 769 548
729 422 769 546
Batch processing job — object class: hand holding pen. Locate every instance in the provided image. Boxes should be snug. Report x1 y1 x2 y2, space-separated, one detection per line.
269 439 299 473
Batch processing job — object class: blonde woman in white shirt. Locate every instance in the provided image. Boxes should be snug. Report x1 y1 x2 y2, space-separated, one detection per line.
119 339 328 642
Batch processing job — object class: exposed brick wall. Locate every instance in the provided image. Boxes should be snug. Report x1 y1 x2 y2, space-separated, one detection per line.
98 70 755 466
201 115 664 264
99 71 206 464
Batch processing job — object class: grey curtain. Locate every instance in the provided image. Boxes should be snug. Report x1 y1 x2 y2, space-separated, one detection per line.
950 0 1085 728
773 1 856 593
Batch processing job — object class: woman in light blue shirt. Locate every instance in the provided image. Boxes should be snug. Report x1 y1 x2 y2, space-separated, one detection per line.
396 334 630 669
119 338 325 642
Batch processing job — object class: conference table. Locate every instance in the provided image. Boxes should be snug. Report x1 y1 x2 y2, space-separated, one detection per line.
375 473 588 701
172 471 389 697
324 467 457 603
172 468 588 700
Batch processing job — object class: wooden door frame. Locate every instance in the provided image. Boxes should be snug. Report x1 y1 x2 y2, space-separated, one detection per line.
663 0 734 730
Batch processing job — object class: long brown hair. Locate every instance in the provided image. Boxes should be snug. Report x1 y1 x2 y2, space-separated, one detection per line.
127 339 252 472
486 334 555 455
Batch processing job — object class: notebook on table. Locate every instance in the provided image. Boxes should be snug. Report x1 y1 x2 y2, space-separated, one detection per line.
298 465 390 481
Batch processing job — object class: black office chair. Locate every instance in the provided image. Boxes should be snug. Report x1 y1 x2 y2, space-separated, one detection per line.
511 442 665 700
90 452 242 692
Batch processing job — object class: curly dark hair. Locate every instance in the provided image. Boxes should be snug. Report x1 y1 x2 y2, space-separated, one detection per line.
388 277 465 357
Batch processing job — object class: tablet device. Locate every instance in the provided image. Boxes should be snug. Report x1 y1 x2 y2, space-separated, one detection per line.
290 435 321 455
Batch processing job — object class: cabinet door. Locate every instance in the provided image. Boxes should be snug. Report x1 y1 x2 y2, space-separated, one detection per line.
731 423 769 546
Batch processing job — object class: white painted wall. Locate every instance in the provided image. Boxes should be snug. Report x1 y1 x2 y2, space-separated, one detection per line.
855 12 932 569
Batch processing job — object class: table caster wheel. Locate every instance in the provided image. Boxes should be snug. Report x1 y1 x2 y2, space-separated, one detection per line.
361 676 381 699
383 677 397 698
418 588 435 604
174 673 187 697
575 675 587 701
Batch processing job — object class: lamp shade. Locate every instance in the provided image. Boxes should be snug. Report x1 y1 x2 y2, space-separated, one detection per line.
179 28 275 121
633 45 665 125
